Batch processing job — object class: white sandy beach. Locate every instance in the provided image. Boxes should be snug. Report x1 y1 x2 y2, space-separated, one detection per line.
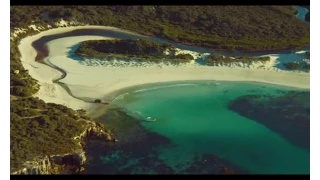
18 26 310 112
18 26 146 111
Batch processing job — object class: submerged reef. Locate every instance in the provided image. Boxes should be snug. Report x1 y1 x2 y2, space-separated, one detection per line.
228 91 310 150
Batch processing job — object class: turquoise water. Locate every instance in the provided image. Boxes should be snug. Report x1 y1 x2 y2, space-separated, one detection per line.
111 81 310 174
294 6 309 23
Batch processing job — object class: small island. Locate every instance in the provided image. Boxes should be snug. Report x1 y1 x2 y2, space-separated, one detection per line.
75 39 194 64
283 50 310 71
284 62 310 70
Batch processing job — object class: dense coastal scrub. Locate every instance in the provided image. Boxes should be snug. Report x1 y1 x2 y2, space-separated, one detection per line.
76 39 194 63
11 6 309 51
206 53 270 66
10 97 89 170
11 40 40 96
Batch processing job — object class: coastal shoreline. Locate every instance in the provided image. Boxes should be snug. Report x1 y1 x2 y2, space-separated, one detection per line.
18 26 143 113
11 6 310 175
18 25 310 113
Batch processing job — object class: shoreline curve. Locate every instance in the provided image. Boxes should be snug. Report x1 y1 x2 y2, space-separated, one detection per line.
18 25 310 113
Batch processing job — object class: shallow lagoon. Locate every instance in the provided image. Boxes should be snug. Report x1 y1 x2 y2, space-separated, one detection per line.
88 81 309 174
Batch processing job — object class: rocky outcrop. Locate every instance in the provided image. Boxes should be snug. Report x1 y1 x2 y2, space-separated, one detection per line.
76 120 117 142
11 120 117 175
11 156 52 175
11 152 86 175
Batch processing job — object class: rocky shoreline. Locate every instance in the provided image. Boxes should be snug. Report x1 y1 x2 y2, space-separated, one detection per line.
11 120 117 175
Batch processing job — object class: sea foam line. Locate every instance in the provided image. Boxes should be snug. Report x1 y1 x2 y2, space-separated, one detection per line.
111 83 198 103
133 83 198 93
